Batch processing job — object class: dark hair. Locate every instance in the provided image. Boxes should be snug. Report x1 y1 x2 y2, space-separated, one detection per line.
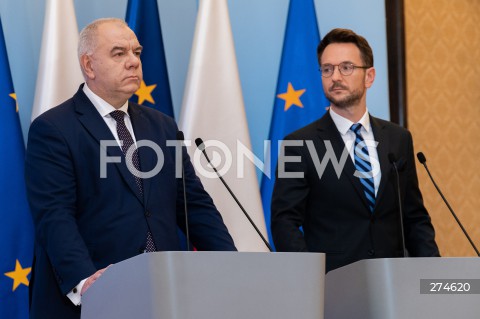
317 28 373 67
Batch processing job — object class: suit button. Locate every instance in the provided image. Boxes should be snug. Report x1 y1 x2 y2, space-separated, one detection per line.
368 249 375 256
145 210 151 217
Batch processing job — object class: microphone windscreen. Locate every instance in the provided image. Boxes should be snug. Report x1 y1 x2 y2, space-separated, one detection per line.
416 152 426 164
388 153 396 164
176 130 185 141
195 138 205 151
396 158 406 172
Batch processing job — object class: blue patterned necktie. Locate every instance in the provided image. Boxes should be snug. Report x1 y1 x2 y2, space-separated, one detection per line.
110 110 156 252
350 123 376 212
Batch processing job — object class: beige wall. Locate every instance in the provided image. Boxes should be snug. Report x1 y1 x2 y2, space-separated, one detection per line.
405 0 480 256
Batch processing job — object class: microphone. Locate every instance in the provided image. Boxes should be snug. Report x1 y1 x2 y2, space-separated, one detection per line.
388 153 407 257
177 131 191 251
194 138 273 252
417 152 480 256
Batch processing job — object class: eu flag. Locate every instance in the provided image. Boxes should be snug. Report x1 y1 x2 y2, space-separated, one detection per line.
126 0 174 118
260 0 329 247
0 17 34 318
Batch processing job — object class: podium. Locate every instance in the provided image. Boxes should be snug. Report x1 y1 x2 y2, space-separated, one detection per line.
81 251 325 319
324 257 480 319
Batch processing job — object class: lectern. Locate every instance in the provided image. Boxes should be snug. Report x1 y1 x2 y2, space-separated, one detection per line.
81 251 325 319
325 257 480 319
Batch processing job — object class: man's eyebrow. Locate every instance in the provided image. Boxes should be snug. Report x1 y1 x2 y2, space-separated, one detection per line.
110 45 143 53
111 46 127 53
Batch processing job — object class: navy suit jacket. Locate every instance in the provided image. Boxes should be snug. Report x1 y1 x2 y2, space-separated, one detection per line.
25 85 236 318
271 111 439 272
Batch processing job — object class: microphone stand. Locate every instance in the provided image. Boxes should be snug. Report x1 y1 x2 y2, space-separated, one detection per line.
195 138 273 252
389 153 407 257
177 131 190 251
417 152 480 256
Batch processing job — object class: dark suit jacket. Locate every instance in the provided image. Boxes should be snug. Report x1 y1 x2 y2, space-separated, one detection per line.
25 85 236 319
271 111 439 272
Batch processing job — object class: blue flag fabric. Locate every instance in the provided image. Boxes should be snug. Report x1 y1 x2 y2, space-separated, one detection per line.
260 0 329 248
126 0 174 118
0 18 34 319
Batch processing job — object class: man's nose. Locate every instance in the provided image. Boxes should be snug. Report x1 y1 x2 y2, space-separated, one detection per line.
126 51 140 68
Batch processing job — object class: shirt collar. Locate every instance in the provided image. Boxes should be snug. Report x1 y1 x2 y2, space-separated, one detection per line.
329 107 371 136
83 83 130 118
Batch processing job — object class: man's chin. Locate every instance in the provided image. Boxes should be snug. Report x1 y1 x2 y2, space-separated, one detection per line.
326 96 347 109
326 94 361 109
124 83 141 94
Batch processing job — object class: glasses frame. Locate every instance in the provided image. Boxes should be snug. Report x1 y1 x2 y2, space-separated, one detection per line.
320 62 371 78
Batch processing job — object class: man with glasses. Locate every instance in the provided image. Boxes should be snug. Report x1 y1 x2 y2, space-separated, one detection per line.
271 28 439 272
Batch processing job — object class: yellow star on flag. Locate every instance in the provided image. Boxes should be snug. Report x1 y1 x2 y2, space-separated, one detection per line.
134 80 157 105
277 82 306 111
9 93 18 112
4 259 31 291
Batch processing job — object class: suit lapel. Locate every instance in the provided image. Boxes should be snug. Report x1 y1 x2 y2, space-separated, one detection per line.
370 116 391 208
73 87 144 204
128 103 156 207
316 112 372 212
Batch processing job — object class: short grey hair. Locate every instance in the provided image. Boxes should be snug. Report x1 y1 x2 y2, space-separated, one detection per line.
77 18 129 58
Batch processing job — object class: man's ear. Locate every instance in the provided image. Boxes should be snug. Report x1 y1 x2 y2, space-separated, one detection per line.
80 54 95 80
365 67 375 89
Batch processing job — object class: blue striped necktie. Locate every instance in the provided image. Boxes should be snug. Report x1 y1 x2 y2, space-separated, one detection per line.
350 123 376 212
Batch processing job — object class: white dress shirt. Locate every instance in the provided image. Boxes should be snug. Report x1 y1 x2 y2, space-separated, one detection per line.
83 83 138 147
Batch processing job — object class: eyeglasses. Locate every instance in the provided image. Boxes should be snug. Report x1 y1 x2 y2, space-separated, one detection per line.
320 62 371 78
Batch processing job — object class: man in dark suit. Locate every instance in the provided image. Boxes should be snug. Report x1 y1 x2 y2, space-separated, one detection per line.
271 28 439 273
25 18 236 319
